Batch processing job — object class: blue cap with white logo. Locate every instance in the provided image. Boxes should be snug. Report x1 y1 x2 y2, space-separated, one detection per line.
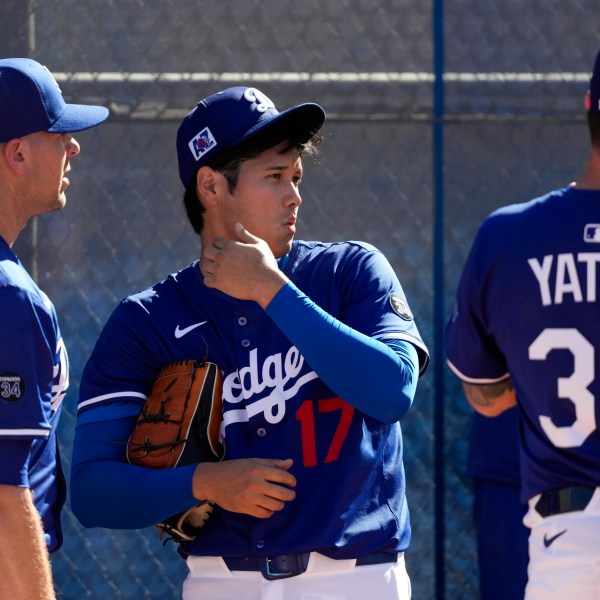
0 58 109 143
176 86 325 187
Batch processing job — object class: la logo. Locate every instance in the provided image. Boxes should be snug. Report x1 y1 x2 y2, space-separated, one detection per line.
243 88 275 113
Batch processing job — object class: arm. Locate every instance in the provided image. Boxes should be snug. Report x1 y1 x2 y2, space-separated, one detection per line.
463 378 517 417
265 282 419 423
70 413 297 528
202 224 421 423
0 485 55 599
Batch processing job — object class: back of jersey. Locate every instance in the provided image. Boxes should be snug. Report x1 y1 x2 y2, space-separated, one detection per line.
447 186 600 502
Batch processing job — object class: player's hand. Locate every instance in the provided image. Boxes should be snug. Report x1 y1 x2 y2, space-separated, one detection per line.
201 223 288 307
192 458 296 518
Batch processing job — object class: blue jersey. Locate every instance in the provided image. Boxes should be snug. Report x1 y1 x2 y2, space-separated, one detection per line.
0 237 68 552
446 187 600 503
78 240 428 558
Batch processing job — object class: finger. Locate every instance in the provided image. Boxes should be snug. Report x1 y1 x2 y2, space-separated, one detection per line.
254 458 294 471
212 237 230 250
249 506 275 519
264 482 296 503
249 490 295 518
199 256 216 278
202 246 219 261
252 458 296 487
257 494 290 513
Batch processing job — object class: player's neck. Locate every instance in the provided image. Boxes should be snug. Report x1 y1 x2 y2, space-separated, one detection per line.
0 203 25 246
571 150 600 190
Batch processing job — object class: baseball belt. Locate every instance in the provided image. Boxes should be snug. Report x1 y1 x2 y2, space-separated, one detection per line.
222 551 398 580
535 485 595 517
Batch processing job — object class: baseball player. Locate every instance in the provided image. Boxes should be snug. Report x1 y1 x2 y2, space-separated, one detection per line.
70 86 429 599
445 48 600 599
0 58 108 598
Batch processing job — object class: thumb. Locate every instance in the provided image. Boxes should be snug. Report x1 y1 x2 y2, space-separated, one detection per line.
235 222 258 243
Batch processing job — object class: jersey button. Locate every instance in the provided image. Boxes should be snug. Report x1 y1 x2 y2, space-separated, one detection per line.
238 317 248 326
241 339 251 348
256 540 265 549
257 428 267 437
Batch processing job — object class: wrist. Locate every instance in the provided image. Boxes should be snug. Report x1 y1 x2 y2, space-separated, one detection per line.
257 272 289 309
192 461 226 503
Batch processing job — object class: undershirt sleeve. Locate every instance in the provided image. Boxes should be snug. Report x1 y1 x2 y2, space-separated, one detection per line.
265 281 419 423
70 414 199 529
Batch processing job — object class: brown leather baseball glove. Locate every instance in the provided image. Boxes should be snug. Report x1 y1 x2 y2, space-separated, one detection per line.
126 360 224 544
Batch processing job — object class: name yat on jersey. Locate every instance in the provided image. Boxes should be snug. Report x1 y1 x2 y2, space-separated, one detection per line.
529 252 600 306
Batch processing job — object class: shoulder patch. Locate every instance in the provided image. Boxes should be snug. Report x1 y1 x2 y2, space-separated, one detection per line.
0 371 25 402
390 294 413 321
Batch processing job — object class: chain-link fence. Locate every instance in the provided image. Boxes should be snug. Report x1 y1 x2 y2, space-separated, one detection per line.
3 1 599 598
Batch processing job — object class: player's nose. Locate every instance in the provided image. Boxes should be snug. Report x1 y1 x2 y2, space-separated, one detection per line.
66 134 81 158
284 183 302 207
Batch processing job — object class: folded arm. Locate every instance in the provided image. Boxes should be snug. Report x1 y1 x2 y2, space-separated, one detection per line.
266 282 420 423
462 378 517 417
70 413 296 529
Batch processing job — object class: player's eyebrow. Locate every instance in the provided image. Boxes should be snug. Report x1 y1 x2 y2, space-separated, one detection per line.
265 164 303 177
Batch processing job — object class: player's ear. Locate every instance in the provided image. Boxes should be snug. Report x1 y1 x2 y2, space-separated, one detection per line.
196 166 221 207
1 138 28 175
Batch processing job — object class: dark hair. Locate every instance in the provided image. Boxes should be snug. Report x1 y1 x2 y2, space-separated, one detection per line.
182 122 322 234
587 110 600 149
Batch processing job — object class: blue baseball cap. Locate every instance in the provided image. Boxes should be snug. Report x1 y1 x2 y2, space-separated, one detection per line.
0 58 109 143
587 48 600 112
176 86 325 187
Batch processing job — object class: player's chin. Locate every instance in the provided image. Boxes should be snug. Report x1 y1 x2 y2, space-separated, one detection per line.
57 191 68 208
51 192 68 212
272 238 294 259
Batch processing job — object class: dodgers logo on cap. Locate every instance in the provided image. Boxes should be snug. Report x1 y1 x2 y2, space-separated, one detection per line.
176 86 325 187
243 87 275 113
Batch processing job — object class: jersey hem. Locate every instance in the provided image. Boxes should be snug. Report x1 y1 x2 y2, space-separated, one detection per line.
446 359 510 385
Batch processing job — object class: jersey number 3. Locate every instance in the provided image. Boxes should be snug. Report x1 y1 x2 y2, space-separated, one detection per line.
529 328 596 447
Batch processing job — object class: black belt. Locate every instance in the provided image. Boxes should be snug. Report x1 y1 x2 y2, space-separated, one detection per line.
535 485 595 517
223 551 398 580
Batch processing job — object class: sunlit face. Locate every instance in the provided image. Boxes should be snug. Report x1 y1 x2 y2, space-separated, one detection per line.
25 131 81 214
216 141 304 258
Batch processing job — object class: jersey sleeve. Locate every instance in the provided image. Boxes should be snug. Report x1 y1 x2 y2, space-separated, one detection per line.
339 244 429 374
0 286 57 485
0 286 55 438
77 295 161 419
445 220 509 383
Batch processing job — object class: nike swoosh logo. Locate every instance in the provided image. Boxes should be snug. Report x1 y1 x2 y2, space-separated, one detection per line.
543 529 567 548
174 321 207 338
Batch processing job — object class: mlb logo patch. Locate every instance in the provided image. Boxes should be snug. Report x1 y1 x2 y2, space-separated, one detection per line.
584 224 600 243
189 127 217 161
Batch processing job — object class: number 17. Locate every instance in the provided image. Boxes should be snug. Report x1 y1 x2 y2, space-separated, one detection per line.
296 397 355 467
